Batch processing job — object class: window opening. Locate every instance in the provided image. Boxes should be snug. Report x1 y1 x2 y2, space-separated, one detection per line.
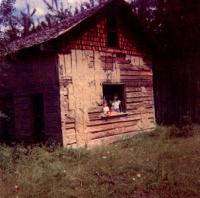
107 15 118 48
102 84 126 117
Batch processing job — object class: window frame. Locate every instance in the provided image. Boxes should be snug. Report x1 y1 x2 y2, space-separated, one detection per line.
101 83 127 118
106 15 119 48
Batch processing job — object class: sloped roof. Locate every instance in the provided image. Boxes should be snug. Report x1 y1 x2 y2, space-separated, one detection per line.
4 0 130 56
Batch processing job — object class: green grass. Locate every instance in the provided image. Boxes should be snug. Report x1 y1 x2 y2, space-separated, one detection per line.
0 126 200 198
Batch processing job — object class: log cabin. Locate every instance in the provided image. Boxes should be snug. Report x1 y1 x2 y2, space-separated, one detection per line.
0 0 156 148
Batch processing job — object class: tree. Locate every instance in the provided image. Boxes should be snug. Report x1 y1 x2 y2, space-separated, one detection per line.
0 0 38 52
42 0 73 26
0 0 18 53
19 3 37 36
130 0 200 123
130 0 200 57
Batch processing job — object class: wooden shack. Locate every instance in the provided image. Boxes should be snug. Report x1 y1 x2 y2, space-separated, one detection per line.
0 0 156 147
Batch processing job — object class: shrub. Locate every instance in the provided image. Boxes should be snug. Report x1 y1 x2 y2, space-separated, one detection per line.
168 126 193 138
168 115 194 138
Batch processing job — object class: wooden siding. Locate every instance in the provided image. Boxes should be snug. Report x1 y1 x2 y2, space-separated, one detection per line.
57 14 155 148
0 51 63 142
0 12 156 146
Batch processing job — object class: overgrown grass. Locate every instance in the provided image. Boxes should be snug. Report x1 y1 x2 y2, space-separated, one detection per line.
0 126 200 198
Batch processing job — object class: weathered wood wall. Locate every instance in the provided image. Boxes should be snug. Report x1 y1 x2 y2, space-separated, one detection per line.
0 11 156 146
58 16 155 148
0 51 62 142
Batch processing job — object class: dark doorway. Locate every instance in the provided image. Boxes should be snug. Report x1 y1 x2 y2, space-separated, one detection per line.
31 94 45 142
103 83 126 112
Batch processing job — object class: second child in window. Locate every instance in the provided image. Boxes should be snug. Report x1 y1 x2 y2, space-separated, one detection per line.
112 95 121 113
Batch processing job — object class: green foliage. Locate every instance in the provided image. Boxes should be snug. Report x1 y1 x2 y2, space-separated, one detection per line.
0 126 200 197
130 0 200 57
42 0 73 26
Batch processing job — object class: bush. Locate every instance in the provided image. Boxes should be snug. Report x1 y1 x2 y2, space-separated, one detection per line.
0 127 200 197
168 125 193 138
168 115 194 138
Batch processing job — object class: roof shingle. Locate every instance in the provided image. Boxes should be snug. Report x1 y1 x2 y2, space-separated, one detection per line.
4 0 118 56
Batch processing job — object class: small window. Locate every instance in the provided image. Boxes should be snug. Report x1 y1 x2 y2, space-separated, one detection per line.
102 83 126 117
107 15 118 48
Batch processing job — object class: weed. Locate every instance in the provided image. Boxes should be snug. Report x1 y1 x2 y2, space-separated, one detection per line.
0 126 200 197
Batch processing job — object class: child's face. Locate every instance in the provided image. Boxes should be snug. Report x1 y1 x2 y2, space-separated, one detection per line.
114 96 118 100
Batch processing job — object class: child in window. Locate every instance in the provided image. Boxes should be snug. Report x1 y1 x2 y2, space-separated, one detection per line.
103 100 110 116
112 95 121 112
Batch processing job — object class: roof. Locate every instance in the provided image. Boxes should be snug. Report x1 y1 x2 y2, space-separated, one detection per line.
3 0 130 56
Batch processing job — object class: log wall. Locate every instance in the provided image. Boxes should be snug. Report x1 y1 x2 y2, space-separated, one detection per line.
57 15 155 148
0 51 62 142
0 14 156 146
58 50 155 148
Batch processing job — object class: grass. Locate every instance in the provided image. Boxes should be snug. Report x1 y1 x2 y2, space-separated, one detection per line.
0 126 200 198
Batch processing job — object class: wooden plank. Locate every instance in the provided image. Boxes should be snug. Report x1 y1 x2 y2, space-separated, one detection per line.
120 70 152 76
87 128 155 148
65 123 75 129
126 103 154 110
121 75 152 80
87 119 139 133
89 117 101 121
122 80 153 87
126 87 153 93
88 110 154 122
126 96 153 103
88 112 101 117
120 65 151 71
87 114 141 127
88 108 155 122
89 125 139 140
127 109 154 115
65 116 75 123
88 107 102 114
126 91 153 98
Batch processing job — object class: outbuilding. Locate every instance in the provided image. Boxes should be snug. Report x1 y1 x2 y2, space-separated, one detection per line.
0 0 156 147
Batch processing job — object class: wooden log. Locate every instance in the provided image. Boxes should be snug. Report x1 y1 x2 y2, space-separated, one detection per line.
63 130 76 136
87 114 141 127
126 96 153 103
65 116 75 123
120 70 152 76
127 109 154 115
89 125 139 140
120 65 151 71
126 87 153 93
88 110 155 122
122 80 153 87
126 103 154 110
87 119 139 133
88 107 102 114
88 128 154 147
65 123 75 129
88 112 101 117
126 91 153 98
121 75 152 80
89 114 101 121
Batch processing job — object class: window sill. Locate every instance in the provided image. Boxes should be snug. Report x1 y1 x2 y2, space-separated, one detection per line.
101 112 128 119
